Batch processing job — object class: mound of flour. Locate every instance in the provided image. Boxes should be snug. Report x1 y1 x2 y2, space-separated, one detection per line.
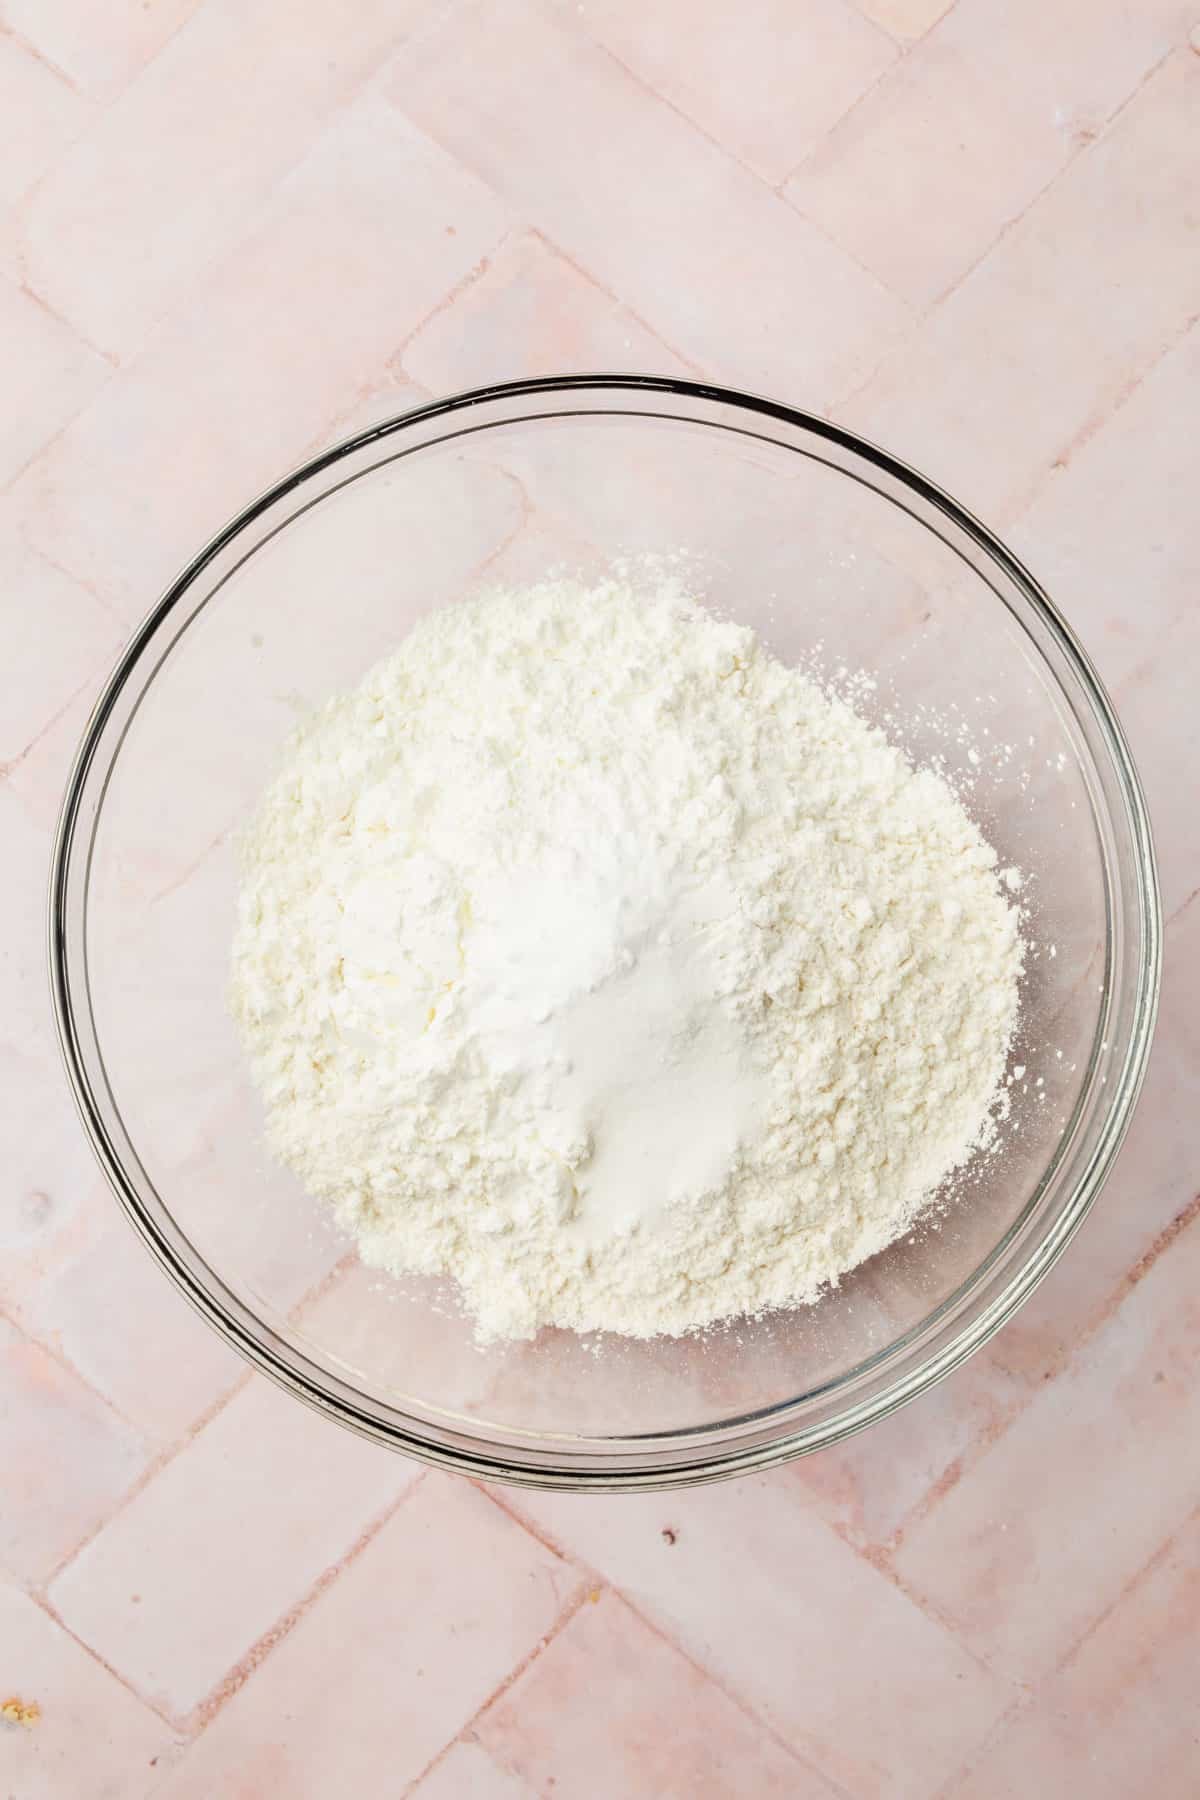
230 572 1023 1341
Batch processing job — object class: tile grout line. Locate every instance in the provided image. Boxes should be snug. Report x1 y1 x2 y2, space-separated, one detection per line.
525 226 707 377
38 1366 255 1594
184 1471 430 1736
12 2 436 368
846 0 960 53
1048 1501 1200 1674
919 38 1181 321
0 1296 170 1450
0 18 81 92
392 0 906 384
16 279 120 367
575 11 911 315
928 1502 1200 1800
389 235 509 376
479 1484 856 1799
890 1193 1200 1552
399 1567 595 1796
777 18 912 189
826 46 1187 432
30 1587 186 1735
611 1585 861 1800
878 1201 1200 1674
0 659 119 782
1166 883 1198 927
557 1 806 196
1017 303 1200 510
0 357 120 511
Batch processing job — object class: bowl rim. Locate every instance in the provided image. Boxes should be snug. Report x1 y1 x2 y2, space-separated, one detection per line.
48 372 1163 1490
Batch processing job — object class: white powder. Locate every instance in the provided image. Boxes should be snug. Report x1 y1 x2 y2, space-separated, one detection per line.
231 571 1023 1341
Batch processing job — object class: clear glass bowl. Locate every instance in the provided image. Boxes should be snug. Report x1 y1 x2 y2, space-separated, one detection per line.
50 376 1160 1490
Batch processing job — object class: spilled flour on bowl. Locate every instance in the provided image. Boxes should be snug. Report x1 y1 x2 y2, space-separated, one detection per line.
230 570 1024 1340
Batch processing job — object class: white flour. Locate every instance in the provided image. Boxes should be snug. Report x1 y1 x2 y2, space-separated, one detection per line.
231 571 1023 1340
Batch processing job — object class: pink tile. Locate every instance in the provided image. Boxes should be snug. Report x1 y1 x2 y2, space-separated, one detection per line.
786 41 1064 307
0 278 109 487
0 1069 107 1325
0 504 120 767
793 1346 1027 1550
932 0 1192 144
404 230 691 390
843 50 1200 522
1110 606 1200 921
0 1315 151 1585
1008 320 1200 693
0 792 129 1310
563 0 897 185
16 0 431 356
0 1581 176 1799
0 0 204 98
0 37 92 209
1 716 125 1329
894 1208 1200 1683
48 1374 416 1718
509 1477 1015 1798
19 1224 244 1447
392 0 908 406
2 770 76 1055
854 0 954 38
17 88 507 621
0 778 111 1316
413 1742 535 1800
303 368 430 452
0 657 97 831
150 1478 583 1795
984 903 1200 1382
477 1589 831 1799
948 1515 1200 1798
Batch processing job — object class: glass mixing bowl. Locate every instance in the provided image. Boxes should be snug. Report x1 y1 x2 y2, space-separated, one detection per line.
50 376 1160 1490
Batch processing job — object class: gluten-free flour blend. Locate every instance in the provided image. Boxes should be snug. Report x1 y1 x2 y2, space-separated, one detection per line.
230 572 1023 1341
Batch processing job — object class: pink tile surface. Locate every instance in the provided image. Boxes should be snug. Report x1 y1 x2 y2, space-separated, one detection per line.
18 1224 244 1446
786 39 1065 307
403 229 693 390
0 503 121 766
393 0 908 405
1008 319 1200 693
0 1315 152 1585
506 1479 1016 1797
476 1588 833 1798
0 277 110 488
842 48 1200 520
16 0 427 356
412 1740 536 1799
854 0 953 37
1112 605 1200 922
791 1343 1027 1551
149 1478 583 1796
949 1514 1200 1798
4 1 1198 1792
0 0 206 99
894 1209 1200 1684
565 0 898 185
17 88 506 621
0 1581 176 1799
48 1376 416 1718
0 36 92 209
981 902 1200 1384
